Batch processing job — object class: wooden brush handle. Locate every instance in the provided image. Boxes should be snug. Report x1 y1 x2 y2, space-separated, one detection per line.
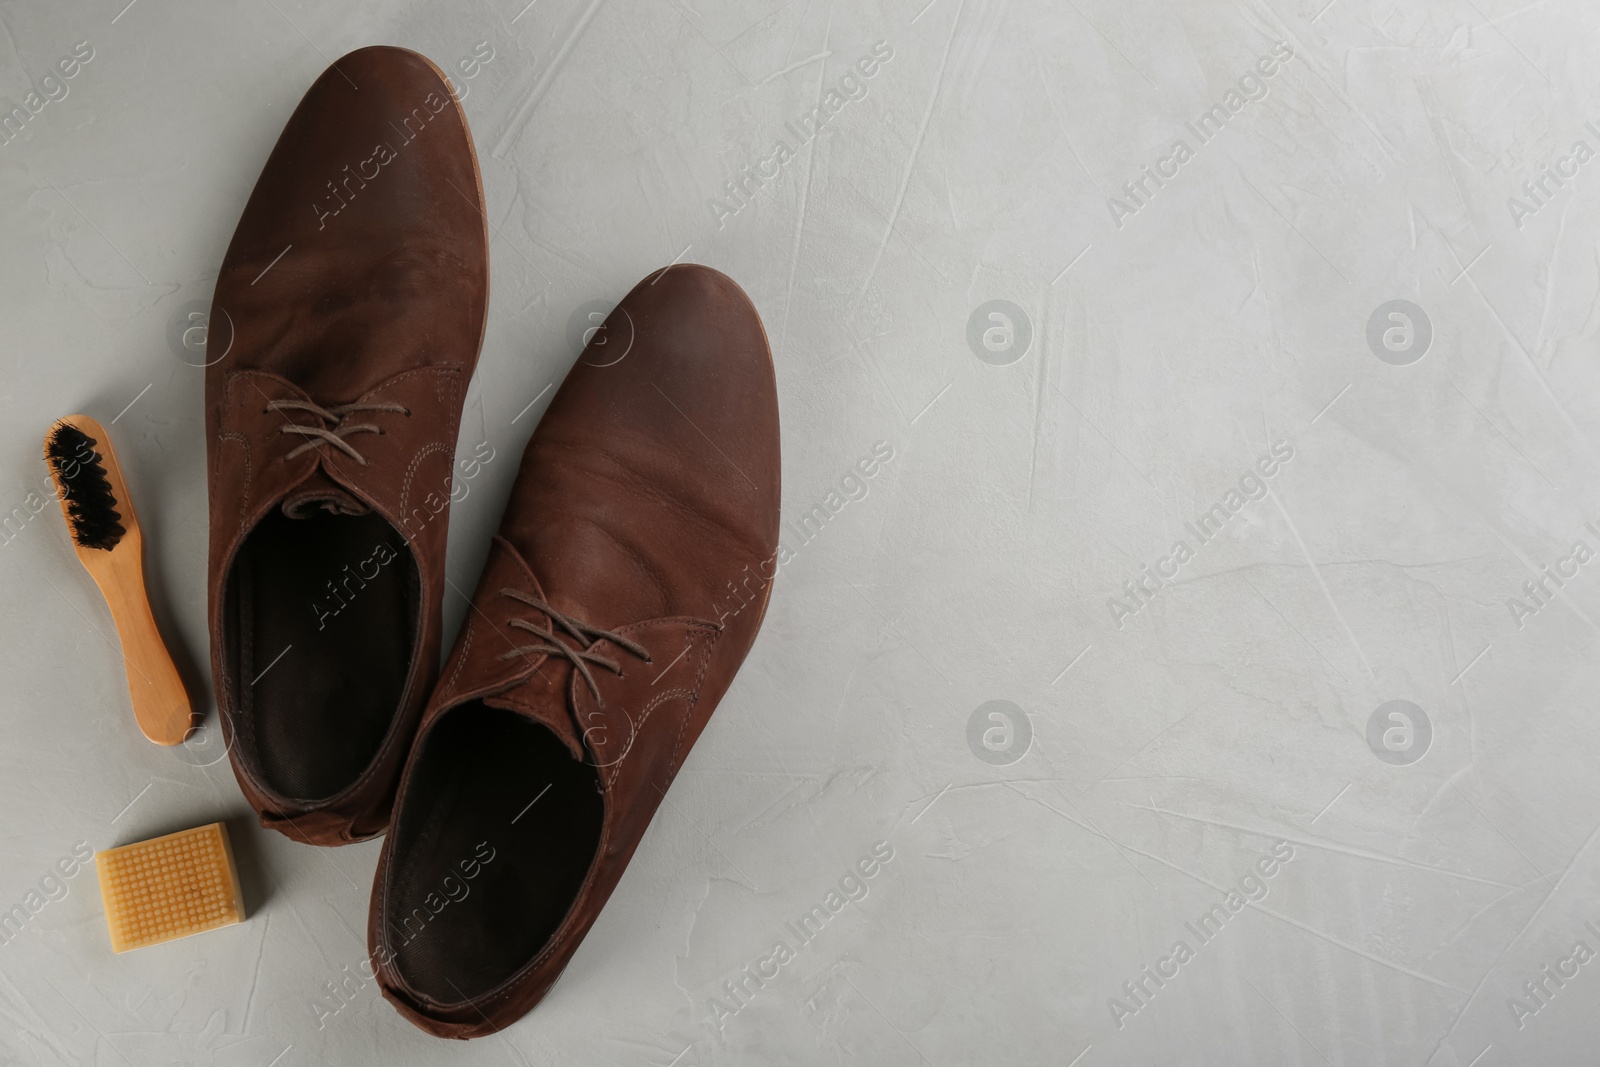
97 550 193 746
55 414 194 746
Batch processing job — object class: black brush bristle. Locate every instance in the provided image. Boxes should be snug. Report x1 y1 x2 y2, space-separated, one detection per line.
46 423 125 551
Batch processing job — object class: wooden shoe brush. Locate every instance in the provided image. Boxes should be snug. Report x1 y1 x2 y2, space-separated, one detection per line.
45 414 192 745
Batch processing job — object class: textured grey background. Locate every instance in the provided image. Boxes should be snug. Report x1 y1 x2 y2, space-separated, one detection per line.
2 0 1598 1064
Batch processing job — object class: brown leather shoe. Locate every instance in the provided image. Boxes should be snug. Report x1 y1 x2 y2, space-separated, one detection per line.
205 46 488 845
367 264 780 1037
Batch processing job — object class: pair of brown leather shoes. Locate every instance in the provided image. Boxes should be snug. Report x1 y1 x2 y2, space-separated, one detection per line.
205 46 779 1038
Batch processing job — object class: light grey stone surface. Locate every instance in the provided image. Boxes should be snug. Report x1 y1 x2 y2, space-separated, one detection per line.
2 0 1598 1063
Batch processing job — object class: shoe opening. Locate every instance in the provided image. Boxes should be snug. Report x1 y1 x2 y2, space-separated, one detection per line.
384 702 604 1003
225 508 419 801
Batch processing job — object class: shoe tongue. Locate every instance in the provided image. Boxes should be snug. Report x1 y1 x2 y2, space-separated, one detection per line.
281 470 370 518
483 661 588 762
468 536 591 763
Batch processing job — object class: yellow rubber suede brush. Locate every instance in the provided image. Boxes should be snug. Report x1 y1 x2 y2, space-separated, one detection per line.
96 823 245 952
45 414 192 745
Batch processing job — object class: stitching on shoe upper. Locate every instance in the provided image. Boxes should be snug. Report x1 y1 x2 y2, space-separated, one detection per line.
602 685 692 790
214 431 253 531
398 441 453 518
439 615 474 704
348 364 460 406
662 627 721 780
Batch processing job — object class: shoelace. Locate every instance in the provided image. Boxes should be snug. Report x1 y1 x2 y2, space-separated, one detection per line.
266 399 410 464
498 587 652 699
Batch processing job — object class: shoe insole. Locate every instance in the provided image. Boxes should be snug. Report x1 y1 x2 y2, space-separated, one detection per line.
228 509 417 801
385 703 603 1003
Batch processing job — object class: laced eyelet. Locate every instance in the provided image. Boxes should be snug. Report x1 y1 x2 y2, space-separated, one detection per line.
496 587 652 700
260 396 409 464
